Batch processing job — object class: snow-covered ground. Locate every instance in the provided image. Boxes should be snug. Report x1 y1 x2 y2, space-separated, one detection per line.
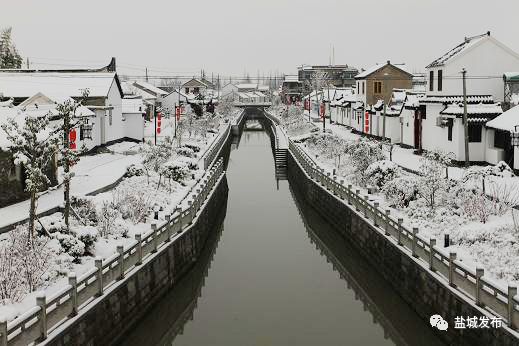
0 109 236 321
271 105 519 288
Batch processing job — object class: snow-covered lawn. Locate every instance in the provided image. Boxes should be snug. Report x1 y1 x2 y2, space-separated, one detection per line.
272 105 519 289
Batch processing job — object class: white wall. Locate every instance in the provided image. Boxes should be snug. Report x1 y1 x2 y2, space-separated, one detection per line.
104 80 124 144
400 108 415 147
426 38 519 101
123 112 144 142
485 128 506 164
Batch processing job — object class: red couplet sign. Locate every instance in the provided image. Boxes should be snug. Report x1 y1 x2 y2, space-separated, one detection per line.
156 112 162 134
69 129 77 150
175 106 181 120
364 111 370 133
320 103 326 118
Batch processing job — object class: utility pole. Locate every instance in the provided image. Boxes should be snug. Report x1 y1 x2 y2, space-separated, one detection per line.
382 101 387 141
145 68 148 82
26 57 30 69
462 68 469 167
154 107 157 145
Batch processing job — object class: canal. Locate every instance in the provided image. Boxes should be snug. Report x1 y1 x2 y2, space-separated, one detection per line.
120 122 445 346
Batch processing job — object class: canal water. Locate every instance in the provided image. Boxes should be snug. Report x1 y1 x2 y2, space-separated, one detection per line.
120 124 445 346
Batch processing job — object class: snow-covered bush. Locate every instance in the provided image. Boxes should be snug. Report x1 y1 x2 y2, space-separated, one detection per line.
345 138 385 184
456 188 494 223
0 226 56 302
365 160 401 189
97 201 119 238
37 213 67 235
74 226 98 254
161 162 190 188
382 176 419 208
463 161 514 193
141 142 172 183
54 233 85 262
71 196 98 226
183 144 201 153
125 164 145 178
176 146 196 158
112 187 152 225
417 154 448 209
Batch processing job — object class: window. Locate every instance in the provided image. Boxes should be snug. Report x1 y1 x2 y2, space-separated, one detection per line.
494 130 509 149
468 123 482 142
429 70 434 91
374 81 382 94
447 121 453 141
108 107 113 126
438 70 443 91
185 87 189 94
362 82 365 94
194 87 200 94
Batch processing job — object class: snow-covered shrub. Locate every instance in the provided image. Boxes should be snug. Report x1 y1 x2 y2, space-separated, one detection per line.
345 138 385 184
112 187 152 225
141 143 172 183
463 161 515 193
184 143 201 153
37 213 67 235
365 160 401 189
125 164 145 178
417 154 448 209
456 188 493 223
175 146 196 158
71 196 98 226
382 176 419 208
186 160 198 171
161 162 190 188
97 201 119 238
74 226 98 254
0 226 56 301
487 180 519 213
406 199 435 220
54 233 85 262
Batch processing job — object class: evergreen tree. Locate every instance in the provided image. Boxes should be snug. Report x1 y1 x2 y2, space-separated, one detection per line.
0 27 23 69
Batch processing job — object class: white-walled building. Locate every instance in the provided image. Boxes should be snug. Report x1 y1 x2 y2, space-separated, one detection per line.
0 71 128 151
421 32 519 163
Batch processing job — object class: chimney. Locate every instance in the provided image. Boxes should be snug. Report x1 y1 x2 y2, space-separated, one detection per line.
487 31 491 36
387 60 391 65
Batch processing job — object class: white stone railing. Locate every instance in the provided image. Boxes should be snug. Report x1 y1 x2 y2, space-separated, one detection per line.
288 140 519 331
0 158 226 346
203 125 231 170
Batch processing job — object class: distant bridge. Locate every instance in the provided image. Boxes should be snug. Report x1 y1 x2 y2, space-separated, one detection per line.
233 101 272 108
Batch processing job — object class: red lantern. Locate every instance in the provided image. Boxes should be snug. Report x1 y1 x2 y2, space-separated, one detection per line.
175 106 181 120
364 112 370 133
320 103 326 118
69 129 77 150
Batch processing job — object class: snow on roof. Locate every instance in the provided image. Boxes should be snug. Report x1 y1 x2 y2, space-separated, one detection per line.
236 83 258 90
257 85 269 91
284 76 299 82
420 95 494 104
404 93 425 108
440 102 502 117
353 101 364 110
0 72 117 99
355 62 409 79
122 98 146 114
133 81 168 96
23 103 94 118
426 33 489 68
485 105 519 132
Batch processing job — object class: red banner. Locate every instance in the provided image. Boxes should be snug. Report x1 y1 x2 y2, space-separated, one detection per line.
175 106 181 120
320 103 325 118
69 129 77 150
364 112 370 133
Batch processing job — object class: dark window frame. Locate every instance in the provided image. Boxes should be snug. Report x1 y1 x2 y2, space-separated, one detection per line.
438 69 443 91
429 70 434 91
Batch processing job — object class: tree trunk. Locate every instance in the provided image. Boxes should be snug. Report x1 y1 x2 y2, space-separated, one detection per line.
63 112 71 231
29 190 37 244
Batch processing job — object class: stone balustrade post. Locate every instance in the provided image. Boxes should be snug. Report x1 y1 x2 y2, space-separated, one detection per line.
449 252 457 287
36 293 47 341
429 239 437 271
68 272 78 316
384 209 391 235
508 286 517 328
176 207 183 233
373 202 380 227
347 185 353 205
412 228 419 258
135 234 143 265
0 319 7 346
397 218 403 246
117 245 125 280
187 201 194 224
363 195 369 218
339 180 345 199
165 214 172 242
475 268 484 307
95 257 103 296
355 190 361 211
151 223 158 253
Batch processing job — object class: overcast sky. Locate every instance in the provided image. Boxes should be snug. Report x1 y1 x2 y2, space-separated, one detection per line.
1 0 518 80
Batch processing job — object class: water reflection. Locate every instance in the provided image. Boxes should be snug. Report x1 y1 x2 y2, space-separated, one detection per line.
119 129 444 346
